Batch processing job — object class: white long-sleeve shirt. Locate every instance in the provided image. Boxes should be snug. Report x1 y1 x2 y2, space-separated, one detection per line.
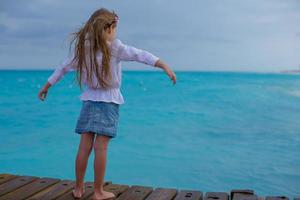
47 38 160 105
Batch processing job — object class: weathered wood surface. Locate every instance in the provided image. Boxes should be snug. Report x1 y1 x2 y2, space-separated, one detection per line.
0 173 296 200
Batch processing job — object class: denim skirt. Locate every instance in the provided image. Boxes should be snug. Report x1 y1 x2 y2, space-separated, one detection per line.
75 100 120 138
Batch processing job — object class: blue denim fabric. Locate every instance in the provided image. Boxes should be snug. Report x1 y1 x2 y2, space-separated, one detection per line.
75 100 120 138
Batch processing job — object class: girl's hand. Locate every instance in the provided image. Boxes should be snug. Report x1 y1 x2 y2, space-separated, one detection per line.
38 81 52 101
165 68 177 85
38 87 48 101
154 59 177 85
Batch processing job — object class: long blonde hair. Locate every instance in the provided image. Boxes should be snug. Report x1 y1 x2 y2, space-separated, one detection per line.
69 8 118 91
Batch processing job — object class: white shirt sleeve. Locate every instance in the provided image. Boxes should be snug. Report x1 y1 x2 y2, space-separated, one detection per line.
115 39 160 67
47 56 77 86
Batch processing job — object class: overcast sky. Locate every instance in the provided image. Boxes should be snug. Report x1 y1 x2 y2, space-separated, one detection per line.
0 0 299 72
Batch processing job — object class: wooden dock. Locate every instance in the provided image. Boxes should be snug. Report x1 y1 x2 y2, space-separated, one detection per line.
0 173 297 200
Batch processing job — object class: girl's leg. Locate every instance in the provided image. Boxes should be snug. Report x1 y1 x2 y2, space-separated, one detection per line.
92 134 115 199
73 131 95 196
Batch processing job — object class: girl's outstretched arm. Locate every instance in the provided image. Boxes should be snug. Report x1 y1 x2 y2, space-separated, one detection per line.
47 56 77 86
116 39 159 67
38 56 76 101
115 39 176 85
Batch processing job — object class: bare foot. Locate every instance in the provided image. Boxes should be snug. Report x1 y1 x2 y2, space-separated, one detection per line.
72 186 85 198
92 190 115 200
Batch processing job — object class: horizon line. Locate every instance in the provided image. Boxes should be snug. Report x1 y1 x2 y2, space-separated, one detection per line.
0 68 299 75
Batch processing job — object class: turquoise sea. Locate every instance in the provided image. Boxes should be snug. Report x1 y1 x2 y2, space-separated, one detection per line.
0 70 299 199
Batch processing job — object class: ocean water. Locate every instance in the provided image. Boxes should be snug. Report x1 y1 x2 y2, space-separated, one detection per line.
0 70 299 198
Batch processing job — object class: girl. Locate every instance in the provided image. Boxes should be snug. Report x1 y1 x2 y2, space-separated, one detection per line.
38 8 176 200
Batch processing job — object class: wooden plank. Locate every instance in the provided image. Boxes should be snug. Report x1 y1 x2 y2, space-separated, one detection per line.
0 176 38 197
204 192 229 200
145 187 178 200
0 177 60 200
56 181 112 200
0 174 18 185
230 189 254 200
265 196 289 200
116 185 153 200
1 173 295 200
233 193 258 200
173 189 203 200
26 179 75 200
